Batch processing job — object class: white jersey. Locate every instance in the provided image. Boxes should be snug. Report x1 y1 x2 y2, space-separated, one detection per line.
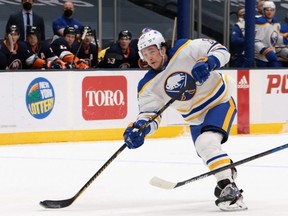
255 16 285 62
136 38 233 134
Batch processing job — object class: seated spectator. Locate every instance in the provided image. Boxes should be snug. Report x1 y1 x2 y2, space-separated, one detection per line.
230 7 245 67
98 30 139 68
71 25 98 68
6 0 45 41
52 1 83 38
254 1 288 67
50 26 89 69
0 25 52 70
26 26 66 69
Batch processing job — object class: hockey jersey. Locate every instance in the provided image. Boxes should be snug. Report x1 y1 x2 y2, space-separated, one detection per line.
255 16 287 62
98 42 139 68
137 38 233 134
27 41 59 62
0 40 43 69
72 40 98 68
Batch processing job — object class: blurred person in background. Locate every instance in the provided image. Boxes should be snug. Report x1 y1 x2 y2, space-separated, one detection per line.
52 1 83 38
275 13 288 66
254 1 288 67
26 26 66 69
98 30 138 68
230 7 245 67
6 0 45 41
0 25 52 70
50 26 89 69
72 25 98 68
256 0 266 18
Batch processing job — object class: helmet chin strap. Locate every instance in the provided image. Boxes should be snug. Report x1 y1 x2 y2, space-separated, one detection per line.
159 48 166 69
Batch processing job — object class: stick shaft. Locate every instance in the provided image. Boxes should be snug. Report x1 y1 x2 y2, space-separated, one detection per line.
151 143 288 190
40 78 196 208
177 143 288 187
171 17 177 47
72 29 88 64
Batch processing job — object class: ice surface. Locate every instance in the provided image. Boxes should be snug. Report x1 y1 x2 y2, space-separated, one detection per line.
0 133 287 215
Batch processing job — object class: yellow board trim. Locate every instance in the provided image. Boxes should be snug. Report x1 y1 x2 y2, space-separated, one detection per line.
0 122 287 145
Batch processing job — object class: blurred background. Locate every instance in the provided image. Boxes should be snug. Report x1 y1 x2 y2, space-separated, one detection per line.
0 1 288 53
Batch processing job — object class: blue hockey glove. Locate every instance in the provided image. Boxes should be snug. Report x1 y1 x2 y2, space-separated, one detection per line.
123 120 151 149
260 47 278 62
191 56 219 85
50 61 63 69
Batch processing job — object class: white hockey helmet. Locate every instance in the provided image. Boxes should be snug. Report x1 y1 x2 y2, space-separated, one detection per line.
263 1 276 10
137 30 165 60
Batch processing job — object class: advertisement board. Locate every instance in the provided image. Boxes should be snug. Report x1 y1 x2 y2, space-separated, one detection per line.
0 69 287 145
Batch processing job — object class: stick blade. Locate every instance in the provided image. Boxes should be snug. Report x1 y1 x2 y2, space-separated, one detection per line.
149 176 177 189
39 198 74 209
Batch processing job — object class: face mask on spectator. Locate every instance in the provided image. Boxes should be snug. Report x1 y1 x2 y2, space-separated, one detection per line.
23 2 32 11
64 9 73 18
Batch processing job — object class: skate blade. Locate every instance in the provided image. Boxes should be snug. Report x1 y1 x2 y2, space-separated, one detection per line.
217 199 248 211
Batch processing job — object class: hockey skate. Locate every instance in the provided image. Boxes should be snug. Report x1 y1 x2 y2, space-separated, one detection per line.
214 179 248 211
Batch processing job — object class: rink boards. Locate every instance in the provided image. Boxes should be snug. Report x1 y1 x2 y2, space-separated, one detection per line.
0 69 287 145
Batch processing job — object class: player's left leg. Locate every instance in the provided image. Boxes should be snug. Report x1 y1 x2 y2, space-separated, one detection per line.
190 98 247 211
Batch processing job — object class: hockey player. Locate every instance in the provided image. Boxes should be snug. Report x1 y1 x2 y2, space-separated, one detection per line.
255 1 288 67
98 30 138 68
71 25 98 68
50 26 89 69
0 25 53 70
230 7 245 67
26 26 66 69
123 30 247 211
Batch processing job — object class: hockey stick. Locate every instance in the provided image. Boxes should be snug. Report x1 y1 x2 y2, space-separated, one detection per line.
150 143 288 190
171 16 177 47
8 34 14 52
7 34 15 64
39 78 196 209
92 29 99 67
70 28 88 66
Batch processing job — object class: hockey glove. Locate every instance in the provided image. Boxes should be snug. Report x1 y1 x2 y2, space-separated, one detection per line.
123 120 151 149
260 47 278 62
75 59 89 69
191 56 219 85
50 61 63 69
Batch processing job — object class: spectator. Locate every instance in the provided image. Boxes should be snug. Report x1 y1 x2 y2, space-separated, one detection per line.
98 30 139 68
0 25 52 70
71 25 98 68
256 0 266 18
230 7 245 67
26 26 66 69
52 1 83 38
254 1 288 67
50 26 89 69
6 0 45 41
